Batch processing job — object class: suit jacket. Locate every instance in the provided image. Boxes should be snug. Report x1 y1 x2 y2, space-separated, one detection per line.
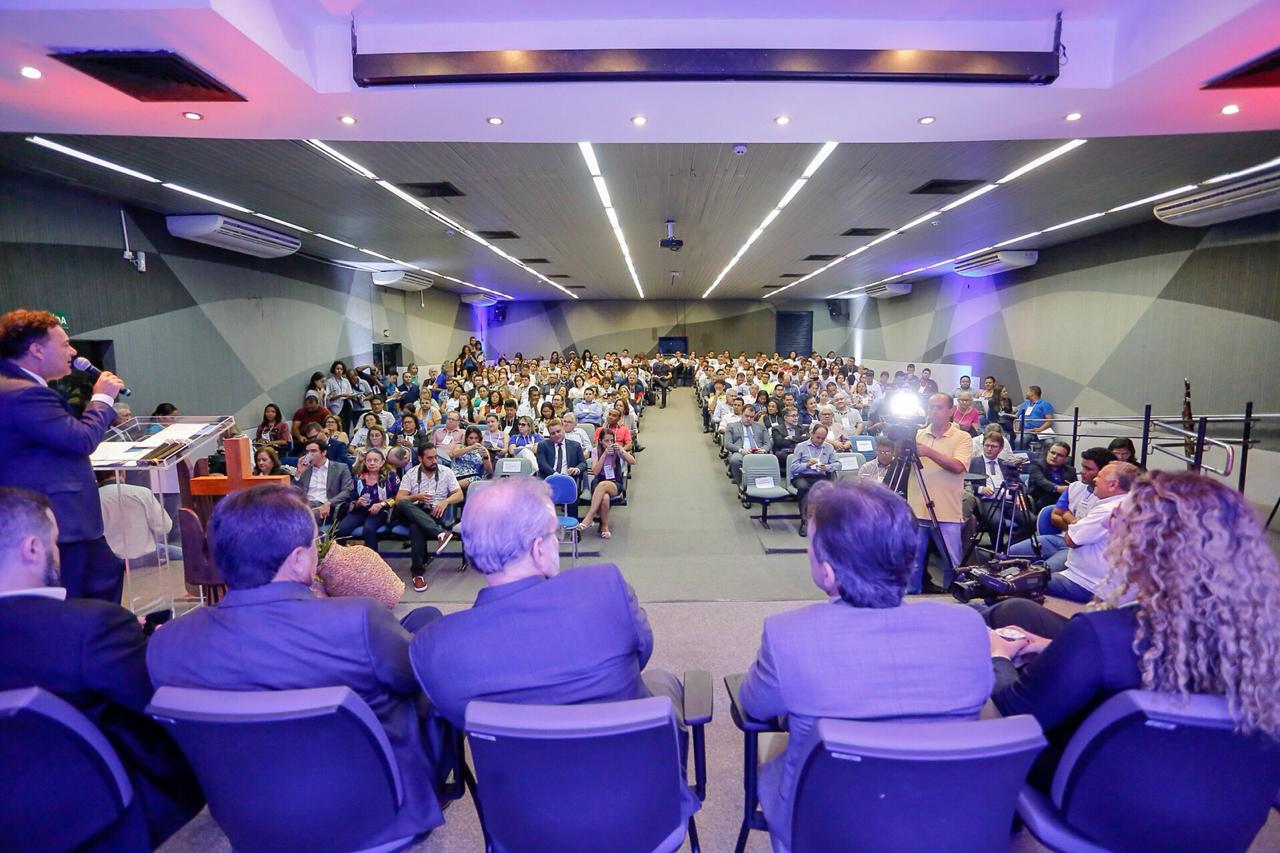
1028 459 1076 510
724 420 773 454
0 593 203 845
969 455 1006 494
739 599 992 844
293 461 354 504
146 582 443 842
0 359 117 542
410 565 654 729
535 438 584 478
770 423 803 458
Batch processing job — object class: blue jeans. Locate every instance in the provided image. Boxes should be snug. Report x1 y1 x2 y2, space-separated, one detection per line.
1009 535 1069 571
1045 574 1093 603
909 520 962 593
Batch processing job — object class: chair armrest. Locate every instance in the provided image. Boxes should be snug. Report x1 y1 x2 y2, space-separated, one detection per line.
682 670 714 726
1016 786 1110 853
724 673 784 733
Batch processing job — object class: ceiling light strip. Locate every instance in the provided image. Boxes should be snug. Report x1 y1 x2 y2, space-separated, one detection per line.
707 141 839 299
1106 185 1198 213
579 142 643 298
996 139 1087 184
1202 155 1280 185
162 182 253 213
304 139 378 179
26 135 161 183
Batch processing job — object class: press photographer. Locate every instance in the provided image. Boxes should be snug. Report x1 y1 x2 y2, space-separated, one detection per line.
904 393 972 593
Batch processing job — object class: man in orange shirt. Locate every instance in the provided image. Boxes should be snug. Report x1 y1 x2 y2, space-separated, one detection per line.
905 394 972 593
594 407 633 451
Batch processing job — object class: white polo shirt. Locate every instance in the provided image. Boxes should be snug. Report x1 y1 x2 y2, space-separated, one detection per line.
1061 493 1131 594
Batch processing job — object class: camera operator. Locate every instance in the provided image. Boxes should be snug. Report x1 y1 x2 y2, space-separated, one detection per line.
906 394 972 593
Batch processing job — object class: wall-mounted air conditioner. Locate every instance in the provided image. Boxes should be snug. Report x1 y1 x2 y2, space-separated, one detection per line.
1154 169 1280 227
165 214 301 258
954 250 1038 277
865 281 912 299
372 270 433 292
461 293 498 307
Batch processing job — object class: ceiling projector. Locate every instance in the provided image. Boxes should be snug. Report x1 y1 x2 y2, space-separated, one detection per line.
660 219 684 252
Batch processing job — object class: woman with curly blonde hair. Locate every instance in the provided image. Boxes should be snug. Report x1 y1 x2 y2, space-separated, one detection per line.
984 469 1280 784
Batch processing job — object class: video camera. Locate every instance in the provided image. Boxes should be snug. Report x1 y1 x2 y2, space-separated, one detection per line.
881 390 926 445
950 557 1050 604
998 455 1030 481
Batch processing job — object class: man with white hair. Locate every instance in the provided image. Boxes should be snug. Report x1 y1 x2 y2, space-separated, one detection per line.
561 411 594 460
409 477 681 730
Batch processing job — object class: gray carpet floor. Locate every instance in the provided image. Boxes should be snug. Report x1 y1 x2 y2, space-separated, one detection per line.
159 390 1280 852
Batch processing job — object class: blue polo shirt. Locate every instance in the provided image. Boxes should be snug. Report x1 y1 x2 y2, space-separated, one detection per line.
1015 399 1054 429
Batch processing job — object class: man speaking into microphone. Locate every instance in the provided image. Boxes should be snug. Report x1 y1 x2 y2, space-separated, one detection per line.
0 309 127 601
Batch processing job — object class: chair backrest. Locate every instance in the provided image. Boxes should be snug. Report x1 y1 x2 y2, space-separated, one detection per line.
466 697 693 853
177 508 224 587
147 686 404 853
834 452 866 477
1036 505 1057 536
0 687 134 851
742 453 782 488
495 455 534 477
784 453 796 488
790 715 1045 853
1050 690 1280 853
546 473 579 510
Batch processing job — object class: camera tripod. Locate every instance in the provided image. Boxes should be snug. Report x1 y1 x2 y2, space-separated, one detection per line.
963 469 1040 563
883 438 956 583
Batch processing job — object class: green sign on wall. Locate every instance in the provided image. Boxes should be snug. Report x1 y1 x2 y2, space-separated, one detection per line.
52 312 69 329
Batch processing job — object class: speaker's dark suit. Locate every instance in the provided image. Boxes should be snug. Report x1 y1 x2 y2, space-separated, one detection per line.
0 359 122 600
0 592 204 847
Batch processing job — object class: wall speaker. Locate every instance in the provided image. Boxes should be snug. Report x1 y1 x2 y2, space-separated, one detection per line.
826 300 844 320
493 303 507 323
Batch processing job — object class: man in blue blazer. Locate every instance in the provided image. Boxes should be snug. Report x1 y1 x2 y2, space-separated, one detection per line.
147 485 448 847
0 310 127 601
410 476 681 731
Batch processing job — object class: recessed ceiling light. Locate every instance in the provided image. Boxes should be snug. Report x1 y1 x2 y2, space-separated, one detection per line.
486 116 504 126
774 115 791 126
338 115 357 125
1065 111 1083 122
1221 104 1240 115
630 115 647 127
918 116 936 125
20 66 42 79
182 111 203 121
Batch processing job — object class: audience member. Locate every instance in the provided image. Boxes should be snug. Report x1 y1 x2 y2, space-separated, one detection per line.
1028 440 1077 511
952 390 981 434
1108 436 1139 465
291 390 331 447
986 470 1280 788
430 411 464 451
1013 385 1055 449
561 411 594 460
770 406 804 471
447 426 493 490
968 431 1031 545
253 403 290 449
573 386 605 427
739 479 992 848
1043 461 1139 602
970 423 1012 460
789 423 837 537
0 487 204 847
147 485 448 842
97 471 182 565
393 444 463 591
906 394 971 593
336 448 399 550
535 418 584 486
1010 446 1114 567
724 403 772 483
580 427 635 539
255 445 290 476
858 434 895 484
292 437 354 522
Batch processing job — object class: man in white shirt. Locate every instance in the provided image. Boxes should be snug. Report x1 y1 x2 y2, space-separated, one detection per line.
392 444 464 591
831 394 864 436
369 396 396 431
561 412 594 460
858 435 896 484
1049 462 1139 603
292 438 353 522
97 474 179 565
1009 445 1115 568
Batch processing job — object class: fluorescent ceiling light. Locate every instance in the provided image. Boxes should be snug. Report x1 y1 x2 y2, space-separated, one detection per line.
1041 212 1105 233
899 210 940 232
360 248 393 261
304 139 377 179
375 179 431 213
939 183 997 212
314 233 356 248
1106 185 1198 212
1202 156 1280 185
26 135 161 183
996 139 1086 184
711 142 839 298
993 231 1042 248
162 183 252 213
867 231 899 247
253 213 310 232
579 141 642 298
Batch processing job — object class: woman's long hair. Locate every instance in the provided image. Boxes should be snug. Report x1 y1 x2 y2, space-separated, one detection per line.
1103 471 1280 738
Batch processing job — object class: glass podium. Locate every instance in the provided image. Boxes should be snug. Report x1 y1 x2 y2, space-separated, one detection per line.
90 415 234 616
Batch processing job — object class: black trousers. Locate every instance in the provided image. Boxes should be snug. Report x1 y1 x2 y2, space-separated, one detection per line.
982 597 1069 638
654 378 670 407
392 502 446 577
61 537 125 604
337 506 390 549
793 473 834 516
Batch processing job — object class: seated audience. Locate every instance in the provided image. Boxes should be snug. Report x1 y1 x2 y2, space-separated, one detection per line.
480 414 509 455
573 386 605 427
1108 436 1140 466
969 431 1031 545
430 411 464 451
789 423 838 537
292 437 354 522
336 447 399 550
1045 461 1139 603
97 471 181 565
831 394 864 436
816 405 853 452
1028 440 1077 511
970 423 1012 459
1009 446 1114 568
1013 385 1055 449
369 396 395 431
952 390 981 435
253 403 290 449
739 480 992 848
393 444 464 591
147 485 448 843
858 433 895 484
393 413 428 453
535 418 584 486
447 426 493 490
986 470 1280 788
580 427 635 539
0 487 203 848
724 403 773 483
349 411 380 449
255 445 291 477
410 478 682 733
507 416 541 460
561 411 594 460
322 413 349 446
770 405 804 471
291 390 331 447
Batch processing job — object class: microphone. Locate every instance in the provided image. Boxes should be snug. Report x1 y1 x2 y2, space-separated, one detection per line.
73 357 131 397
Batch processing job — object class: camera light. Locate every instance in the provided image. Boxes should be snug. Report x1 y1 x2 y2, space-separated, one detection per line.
887 390 924 419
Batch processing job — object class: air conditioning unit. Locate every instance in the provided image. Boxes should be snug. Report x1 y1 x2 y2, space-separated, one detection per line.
165 214 300 258
865 281 912 299
1154 169 1280 227
461 293 498 307
954 250 1038 277
372 269 433 292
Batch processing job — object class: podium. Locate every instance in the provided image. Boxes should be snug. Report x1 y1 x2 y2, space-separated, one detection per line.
91 415 234 616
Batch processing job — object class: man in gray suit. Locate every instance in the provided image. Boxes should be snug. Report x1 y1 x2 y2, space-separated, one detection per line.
738 479 993 849
147 485 447 847
410 476 682 731
724 403 773 483
293 437 354 521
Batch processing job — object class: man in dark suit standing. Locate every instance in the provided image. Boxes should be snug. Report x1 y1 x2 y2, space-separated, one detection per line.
0 309 127 601
0 487 203 847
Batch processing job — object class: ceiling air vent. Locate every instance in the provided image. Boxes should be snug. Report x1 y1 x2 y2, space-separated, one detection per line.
804 253 840 262
548 274 572 279
866 281 913 299
50 49 245 101
562 284 586 290
1153 169 1280 227
476 229 519 240
954 250 1039 277
372 270 433 292
778 273 803 278
910 179 986 195
841 227 891 237
399 181 465 198
166 215 299 258
519 258 551 264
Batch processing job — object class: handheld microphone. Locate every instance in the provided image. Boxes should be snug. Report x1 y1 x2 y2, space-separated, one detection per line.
72 357 131 397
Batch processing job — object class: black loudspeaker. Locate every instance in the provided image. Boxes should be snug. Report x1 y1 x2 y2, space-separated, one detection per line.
493 304 507 323
826 300 844 320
